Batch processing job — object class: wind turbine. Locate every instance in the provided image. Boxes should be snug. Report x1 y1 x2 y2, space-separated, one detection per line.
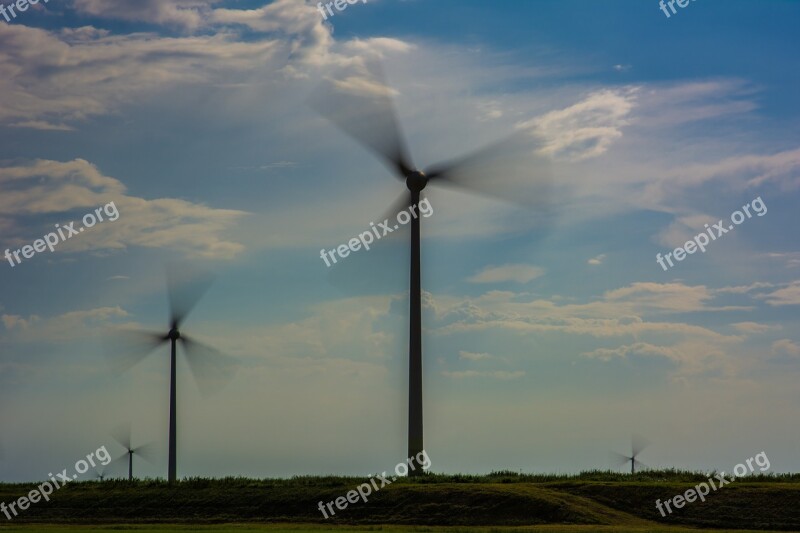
310 61 551 474
106 266 237 482
612 435 649 474
111 426 155 481
92 468 106 482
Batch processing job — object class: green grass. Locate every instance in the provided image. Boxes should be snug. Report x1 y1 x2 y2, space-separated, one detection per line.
2 524 792 533
0 525 794 533
1 472 798 530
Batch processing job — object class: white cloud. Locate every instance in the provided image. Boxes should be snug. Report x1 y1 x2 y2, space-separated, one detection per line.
519 88 638 161
458 351 493 361
581 340 731 377
0 22 287 126
771 339 800 357
581 342 676 362
72 0 211 29
9 120 75 131
2 314 40 331
442 370 525 380
731 322 780 334
0 159 248 259
587 253 606 265
760 282 800 306
2 307 127 342
468 264 544 284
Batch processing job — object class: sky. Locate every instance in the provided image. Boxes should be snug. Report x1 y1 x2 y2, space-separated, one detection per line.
1 0 799 482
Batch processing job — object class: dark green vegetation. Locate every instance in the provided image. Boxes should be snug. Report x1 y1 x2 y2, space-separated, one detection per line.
0 527 796 533
1 471 798 531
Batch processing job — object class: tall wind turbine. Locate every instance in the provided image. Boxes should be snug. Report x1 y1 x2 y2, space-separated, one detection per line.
310 61 551 474
106 266 237 482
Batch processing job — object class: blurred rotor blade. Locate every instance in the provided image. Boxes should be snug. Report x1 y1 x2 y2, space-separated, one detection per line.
424 133 552 208
92 467 105 480
108 452 129 473
111 424 131 452
103 328 166 374
633 458 649 471
308 60 414 179
180 335 238 397
632 434 649 458
131 442 157 464
324 216 409 296
379 190 415 229
166 263 215 329
609 451 632 468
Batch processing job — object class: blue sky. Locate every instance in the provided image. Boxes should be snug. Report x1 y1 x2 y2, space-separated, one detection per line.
1 0 799 481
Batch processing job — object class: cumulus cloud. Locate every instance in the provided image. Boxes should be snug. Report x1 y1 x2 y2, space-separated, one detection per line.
0 22 286 126
72 0 211 29
2 307 127 343
771 339 800 357
0 159 248 258
458 351 494 361
581 340 731 377
587 254 606 265
760 282 800 306
468 264 545 284
581 342 676 362
2 314 40 331
519 88 638 161
442 370 525 380
425 281 755 378
731 322 780 334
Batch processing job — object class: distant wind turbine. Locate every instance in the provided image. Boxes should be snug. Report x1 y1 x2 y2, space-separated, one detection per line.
612 435 649 474
106 265 238 482
111 425 155 481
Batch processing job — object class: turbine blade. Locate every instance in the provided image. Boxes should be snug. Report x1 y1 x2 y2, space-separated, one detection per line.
634 458 649 471
632 434 649 458
166 263 215 329
131 442 157 464
324 190 426 296
308 59 414 179
108 452 129 473
179 335 238 397
424 133 552 208
111 424 131 452
609 451 632 467
380 191 415 227
324 223 409 296
103 328 167 374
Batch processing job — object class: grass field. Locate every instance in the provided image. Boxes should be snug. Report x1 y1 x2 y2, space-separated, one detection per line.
0 525 794 533
1 472 798 531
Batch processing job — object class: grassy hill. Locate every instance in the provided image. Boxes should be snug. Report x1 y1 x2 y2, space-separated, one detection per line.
0 471 798 530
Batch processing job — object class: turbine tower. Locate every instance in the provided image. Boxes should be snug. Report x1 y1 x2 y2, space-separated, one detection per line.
311 61 551 473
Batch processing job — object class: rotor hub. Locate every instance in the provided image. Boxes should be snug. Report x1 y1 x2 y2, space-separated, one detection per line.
168 327 180 341
406 170 428 192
